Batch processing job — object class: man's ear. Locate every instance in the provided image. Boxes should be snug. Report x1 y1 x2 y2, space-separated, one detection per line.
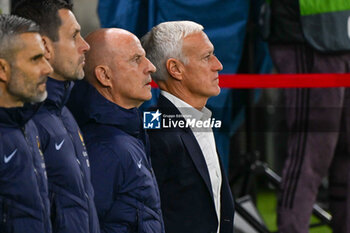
95 65 112 87
0 58 11 83
166 58 183 81
41 36 54 61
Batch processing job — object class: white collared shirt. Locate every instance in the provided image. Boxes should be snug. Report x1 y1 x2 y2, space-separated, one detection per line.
161 91 222 233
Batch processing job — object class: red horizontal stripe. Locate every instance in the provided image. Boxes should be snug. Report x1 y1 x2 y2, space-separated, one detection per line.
151 74 350 88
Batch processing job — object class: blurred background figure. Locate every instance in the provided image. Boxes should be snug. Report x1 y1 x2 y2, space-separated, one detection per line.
267 0 350 232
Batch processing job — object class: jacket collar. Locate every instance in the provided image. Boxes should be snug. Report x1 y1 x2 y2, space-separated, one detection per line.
75 80 143 137
160 91 213 122
0 103 40 128
156 94 214 198
157 94 182 116
45 77 73 110
156 94 192 133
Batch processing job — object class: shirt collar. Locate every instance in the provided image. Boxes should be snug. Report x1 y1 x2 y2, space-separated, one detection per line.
160 90 212 121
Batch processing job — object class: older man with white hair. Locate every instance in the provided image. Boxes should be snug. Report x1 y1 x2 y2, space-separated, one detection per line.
141 20 235 233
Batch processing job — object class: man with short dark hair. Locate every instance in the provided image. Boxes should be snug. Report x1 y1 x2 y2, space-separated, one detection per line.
0 14 53 233
13 1 100 232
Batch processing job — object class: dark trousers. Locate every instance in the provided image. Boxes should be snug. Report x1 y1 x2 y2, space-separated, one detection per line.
270 43 350 233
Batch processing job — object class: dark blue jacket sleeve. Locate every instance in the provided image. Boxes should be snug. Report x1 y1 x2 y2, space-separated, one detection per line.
89 144 131 233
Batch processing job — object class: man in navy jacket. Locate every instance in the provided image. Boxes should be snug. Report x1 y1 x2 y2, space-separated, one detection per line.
0 15 53 232
141 21 235 233
12 1 100 233
68 28 164 233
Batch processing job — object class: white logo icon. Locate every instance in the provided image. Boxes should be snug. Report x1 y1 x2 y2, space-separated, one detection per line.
137 158 142 169
150 110 161 122
143 110 162 129
4 149 17 163
55 139 65 150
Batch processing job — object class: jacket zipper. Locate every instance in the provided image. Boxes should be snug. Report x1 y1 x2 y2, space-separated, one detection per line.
2 201 7 224
58 113 92 230
21 126 49 233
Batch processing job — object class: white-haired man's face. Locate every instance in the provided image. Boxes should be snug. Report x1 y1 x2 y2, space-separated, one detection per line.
180 31 223 100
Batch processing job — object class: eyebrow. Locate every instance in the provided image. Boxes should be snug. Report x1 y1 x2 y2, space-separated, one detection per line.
31 53 44 60
130 53 143 60
201 49 214 57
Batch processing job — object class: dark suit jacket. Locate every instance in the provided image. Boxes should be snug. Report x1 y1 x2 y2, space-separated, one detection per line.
148 95 234 233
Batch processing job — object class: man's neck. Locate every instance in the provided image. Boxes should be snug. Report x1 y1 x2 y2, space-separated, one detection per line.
162 90 207 110
178 95 206 111
159 81 207 110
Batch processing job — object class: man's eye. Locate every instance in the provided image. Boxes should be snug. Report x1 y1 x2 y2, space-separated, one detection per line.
31 55 42 62
134 56 141 62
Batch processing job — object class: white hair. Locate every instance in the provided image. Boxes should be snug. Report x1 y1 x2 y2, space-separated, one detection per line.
141 21 204 82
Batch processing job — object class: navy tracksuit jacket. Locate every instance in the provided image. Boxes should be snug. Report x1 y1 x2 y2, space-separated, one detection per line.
33 78 100 233
68 80 164 233
0 104 51 233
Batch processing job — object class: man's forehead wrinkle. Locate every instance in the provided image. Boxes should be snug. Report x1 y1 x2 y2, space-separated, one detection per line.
182 33 214 56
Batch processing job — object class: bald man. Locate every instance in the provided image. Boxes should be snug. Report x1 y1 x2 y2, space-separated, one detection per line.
67 28 165 233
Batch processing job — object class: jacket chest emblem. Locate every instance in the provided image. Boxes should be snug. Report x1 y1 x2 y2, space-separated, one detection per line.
137 158 142 169
4 148 17 163
55 139 65 151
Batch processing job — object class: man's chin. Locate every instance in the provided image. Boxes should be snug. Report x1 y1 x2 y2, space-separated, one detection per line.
67 70 85 81
208 87 221 97
30 91 48 103
144 90 152 101
76 73 85 80
135 93 152 108
214 87 221 96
